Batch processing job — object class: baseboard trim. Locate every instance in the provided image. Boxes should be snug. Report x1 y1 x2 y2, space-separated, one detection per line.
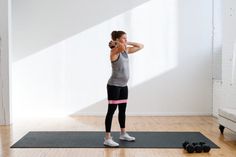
71 112 212 116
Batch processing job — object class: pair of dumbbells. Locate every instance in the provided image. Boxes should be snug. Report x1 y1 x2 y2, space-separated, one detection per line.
182 141 211 153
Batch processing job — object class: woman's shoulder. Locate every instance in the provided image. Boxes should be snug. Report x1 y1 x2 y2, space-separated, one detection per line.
110 50 120 62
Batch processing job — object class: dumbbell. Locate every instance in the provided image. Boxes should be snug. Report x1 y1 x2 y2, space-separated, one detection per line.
183 141 211 153
199 142 211 152
192 142 203 153
182 141 194 153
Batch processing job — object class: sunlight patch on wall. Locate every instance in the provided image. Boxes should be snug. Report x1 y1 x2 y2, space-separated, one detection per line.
12 0 179 118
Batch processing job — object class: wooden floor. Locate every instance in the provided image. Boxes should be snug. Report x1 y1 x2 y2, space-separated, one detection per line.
0 116 236 157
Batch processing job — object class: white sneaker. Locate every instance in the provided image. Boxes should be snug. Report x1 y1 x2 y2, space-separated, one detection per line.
119 132 135 141
103 137 119 147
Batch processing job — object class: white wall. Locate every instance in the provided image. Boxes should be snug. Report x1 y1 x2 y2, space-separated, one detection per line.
12 0 214 118
212 0 223 117
12 0 149 62
212 0 223 81
213 0 236 117
0 0 12 125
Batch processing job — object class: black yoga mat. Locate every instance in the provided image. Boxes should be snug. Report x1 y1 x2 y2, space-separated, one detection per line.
11 131 219 148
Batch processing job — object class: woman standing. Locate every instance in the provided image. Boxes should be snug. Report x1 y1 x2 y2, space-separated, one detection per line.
104 30 144 147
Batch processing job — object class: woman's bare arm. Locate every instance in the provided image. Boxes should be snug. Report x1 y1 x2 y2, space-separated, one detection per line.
109 41 126 61
126 42 144 54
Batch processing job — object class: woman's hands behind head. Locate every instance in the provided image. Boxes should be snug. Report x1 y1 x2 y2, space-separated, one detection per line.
109 41 126 53
109 41 117 49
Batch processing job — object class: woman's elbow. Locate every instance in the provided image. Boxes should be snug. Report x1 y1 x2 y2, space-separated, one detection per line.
139 44 144 49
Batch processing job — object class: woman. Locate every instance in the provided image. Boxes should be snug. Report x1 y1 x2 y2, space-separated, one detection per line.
104 30 144 147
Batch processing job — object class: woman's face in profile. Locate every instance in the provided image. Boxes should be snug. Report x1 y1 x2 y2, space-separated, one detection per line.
118 34 127 44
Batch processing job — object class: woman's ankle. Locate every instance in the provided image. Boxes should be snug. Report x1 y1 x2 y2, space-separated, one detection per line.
120 128 126 134
105 132 111 139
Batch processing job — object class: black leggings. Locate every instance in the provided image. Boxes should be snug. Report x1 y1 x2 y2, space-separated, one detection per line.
105 84 128 132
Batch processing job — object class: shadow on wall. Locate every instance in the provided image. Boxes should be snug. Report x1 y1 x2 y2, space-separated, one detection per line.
12 0 150 62
12 0 213 118
70 0 213 116
12 0 180 118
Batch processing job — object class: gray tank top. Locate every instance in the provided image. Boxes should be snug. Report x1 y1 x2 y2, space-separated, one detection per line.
107 51 129 86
